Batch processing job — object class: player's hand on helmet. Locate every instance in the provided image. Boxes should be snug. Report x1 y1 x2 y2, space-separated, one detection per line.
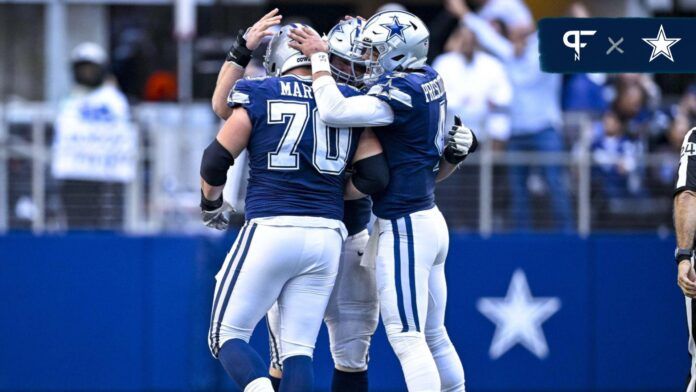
343 15 366 22
678 260 696 298
444 116 478 164
200 192 235 230
226 9 281 65
245 8 283 51
288 26 329 56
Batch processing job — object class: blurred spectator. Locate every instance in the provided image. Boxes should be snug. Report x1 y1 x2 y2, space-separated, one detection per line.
468 0 533 29
591 110 643 199
432 25 512 228
608 75 660 142
112 27 157 101
433 25 512 145
562 73 608 114
651 84 696 187
614 74 661 108
446 0 573 231
614 82 647 121
652 111 690 186
567 1 590 18
674 83 696 125
51 42 135 229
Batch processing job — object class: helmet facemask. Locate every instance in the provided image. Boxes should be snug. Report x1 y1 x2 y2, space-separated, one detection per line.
350 38 390 86
326 19 368 88
328 51 367 87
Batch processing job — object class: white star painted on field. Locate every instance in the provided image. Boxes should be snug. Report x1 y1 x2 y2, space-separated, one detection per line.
477 269 561 359
642 24 681 62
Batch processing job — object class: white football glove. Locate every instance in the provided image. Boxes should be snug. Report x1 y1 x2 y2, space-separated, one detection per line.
201 199 235 230
444 116 478 164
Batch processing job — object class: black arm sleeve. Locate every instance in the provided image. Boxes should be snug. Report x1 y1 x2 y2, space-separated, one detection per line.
200 139 235 186
352 153 390 195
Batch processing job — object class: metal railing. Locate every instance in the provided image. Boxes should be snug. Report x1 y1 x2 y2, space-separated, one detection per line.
0 101 218 234
0 103 678 235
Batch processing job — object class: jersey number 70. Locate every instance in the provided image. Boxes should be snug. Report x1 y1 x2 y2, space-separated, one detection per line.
266 100 352 175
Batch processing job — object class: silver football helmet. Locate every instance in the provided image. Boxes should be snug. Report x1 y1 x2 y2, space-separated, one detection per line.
264 24 312 76
327 19 367 86
350 11 429 84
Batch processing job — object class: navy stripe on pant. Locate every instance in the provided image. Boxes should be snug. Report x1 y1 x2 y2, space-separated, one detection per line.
267 318 282 369
212 223 258 356
209 223 248 350
391 219 409 332
404 216 420 332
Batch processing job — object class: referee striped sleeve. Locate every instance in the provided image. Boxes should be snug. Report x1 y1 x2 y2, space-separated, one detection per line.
675 127 696 196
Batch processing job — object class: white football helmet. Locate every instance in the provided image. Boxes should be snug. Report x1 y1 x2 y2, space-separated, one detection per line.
264 24 312 76
350 11 429 84
327 19 367 86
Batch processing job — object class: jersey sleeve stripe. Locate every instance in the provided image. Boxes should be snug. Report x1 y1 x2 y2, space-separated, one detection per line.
388 89 414 108
367 84 414 108
228 91 250 107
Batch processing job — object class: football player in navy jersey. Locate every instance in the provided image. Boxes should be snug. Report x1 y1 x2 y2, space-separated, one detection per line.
265 19 382 392
199 24 387 392
290 11 476 392
210 16 383 392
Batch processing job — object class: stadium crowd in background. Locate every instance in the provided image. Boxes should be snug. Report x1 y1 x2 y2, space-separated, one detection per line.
428 0 693 231
6 0 696 233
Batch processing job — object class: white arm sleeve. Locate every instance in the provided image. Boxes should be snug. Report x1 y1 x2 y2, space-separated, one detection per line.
312 75 394 127
463 13 515 61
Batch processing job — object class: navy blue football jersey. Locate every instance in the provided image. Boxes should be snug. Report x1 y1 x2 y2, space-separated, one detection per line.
367 65 447 219
228 74 363 221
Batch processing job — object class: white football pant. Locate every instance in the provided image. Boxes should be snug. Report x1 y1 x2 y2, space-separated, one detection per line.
208 218 343 362
268 229 379 372
375 206 465 392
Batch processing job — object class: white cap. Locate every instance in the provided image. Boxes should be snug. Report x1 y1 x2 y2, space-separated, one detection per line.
71 42 107 65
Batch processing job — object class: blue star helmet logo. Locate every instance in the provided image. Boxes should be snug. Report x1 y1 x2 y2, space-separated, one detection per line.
380 16 411 43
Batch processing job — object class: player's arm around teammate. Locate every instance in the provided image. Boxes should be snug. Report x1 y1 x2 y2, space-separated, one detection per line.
291 20 473 391
201 22 395 391
211 9 282 120
265 19 388 392
288 26 478 182
674 127 696 391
